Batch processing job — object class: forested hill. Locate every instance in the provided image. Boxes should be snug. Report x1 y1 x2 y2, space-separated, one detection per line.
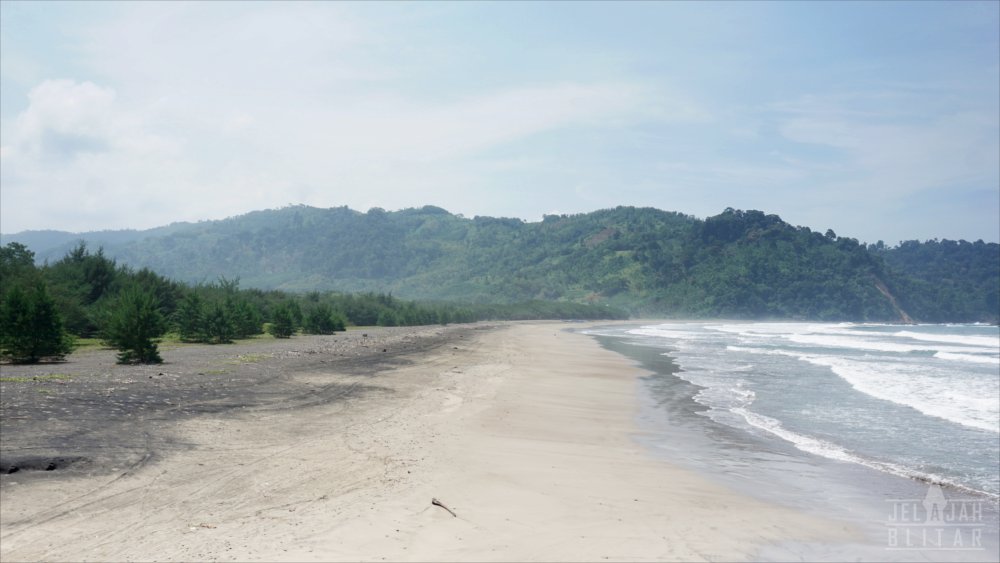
4 205 998 323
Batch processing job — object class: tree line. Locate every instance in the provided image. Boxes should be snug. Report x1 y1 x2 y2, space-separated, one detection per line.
0 242 624 364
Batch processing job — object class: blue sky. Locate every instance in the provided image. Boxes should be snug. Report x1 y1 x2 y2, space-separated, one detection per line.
1 1 997 244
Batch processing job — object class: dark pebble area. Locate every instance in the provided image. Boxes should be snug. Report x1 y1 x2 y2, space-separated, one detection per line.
0 325 490 481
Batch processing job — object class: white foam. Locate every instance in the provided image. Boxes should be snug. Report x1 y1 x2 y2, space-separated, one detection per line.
732 407 998 500
654 325 1000 434
706 322 814 338
735 407 860 462
729 344 999 433
627 327 710 340
895 330 1000 349
714 323 999 356
786 333 988 354
802 355 999 433
623 321 1000 499
935 351 1000 365
727 345 792 356
693 384 756 412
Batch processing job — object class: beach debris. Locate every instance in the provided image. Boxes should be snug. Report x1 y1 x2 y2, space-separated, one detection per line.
431 497 457 517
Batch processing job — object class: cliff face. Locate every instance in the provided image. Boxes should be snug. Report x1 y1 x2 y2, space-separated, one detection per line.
873 278 916 324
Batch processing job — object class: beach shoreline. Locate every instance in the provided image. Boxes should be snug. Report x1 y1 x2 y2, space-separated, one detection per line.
590 321 1000 562
4 322 864 561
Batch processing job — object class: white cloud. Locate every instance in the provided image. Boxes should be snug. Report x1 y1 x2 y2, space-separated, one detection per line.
0 2 678 234
1 2 995 245
298 82 649 163
1 79 190 231
0 74 650 232
8 80 116 160
777 94 999 202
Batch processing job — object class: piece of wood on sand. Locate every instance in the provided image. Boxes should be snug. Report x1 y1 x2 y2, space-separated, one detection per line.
431 497 457 517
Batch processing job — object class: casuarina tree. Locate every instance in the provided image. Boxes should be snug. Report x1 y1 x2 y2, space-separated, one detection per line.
0 283 74 363
102 286 166 364
268 303 296 338
303 303 347 334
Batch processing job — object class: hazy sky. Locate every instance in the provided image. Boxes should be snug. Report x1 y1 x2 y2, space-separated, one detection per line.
2 1 998 243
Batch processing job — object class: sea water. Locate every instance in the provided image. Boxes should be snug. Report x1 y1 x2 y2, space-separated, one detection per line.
583 321 1000 560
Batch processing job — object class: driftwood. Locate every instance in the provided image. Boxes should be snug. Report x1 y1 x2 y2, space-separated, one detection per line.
431 497 456 517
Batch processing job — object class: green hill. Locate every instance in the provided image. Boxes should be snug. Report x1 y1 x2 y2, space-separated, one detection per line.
4 205 998 323
875 239 999 323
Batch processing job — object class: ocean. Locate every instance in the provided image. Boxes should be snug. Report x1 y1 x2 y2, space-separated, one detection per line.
583 321 1000 560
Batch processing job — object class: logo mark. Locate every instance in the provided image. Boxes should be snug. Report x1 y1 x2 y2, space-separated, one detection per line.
886 485 985 551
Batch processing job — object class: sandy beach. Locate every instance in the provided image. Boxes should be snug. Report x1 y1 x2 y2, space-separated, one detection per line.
1 322 858 562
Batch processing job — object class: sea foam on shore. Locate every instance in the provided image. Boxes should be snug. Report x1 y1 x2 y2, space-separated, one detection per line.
585 321 1000 562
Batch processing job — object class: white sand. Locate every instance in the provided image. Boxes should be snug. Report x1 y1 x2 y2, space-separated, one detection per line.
0 323 858 561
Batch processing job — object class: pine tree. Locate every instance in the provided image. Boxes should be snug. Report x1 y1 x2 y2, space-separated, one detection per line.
269 304 296 338
175 293 206 342
0 283 74 363
330 311 347 332
376 310 399 327
203 301 234 344
101 287 166 364
303 303 346 334
286 300 303 330
227 297 261 339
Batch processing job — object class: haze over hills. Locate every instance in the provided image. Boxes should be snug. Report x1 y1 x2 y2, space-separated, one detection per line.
3 205 998 323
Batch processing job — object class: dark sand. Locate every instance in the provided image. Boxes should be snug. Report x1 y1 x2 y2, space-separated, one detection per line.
0 326 485 481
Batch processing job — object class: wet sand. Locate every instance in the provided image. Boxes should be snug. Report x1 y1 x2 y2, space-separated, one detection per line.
1 323 855 561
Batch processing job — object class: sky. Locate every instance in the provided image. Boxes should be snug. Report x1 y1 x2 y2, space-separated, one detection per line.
1 1 998 244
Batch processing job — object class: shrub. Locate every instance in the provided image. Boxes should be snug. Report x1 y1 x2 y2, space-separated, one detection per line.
0 283 74 363
101 287 166 364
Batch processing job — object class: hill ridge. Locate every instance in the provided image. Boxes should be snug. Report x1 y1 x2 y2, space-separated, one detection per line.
4 205 997 323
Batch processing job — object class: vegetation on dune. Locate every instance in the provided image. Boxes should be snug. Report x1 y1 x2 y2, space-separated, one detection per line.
0 240 624 364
